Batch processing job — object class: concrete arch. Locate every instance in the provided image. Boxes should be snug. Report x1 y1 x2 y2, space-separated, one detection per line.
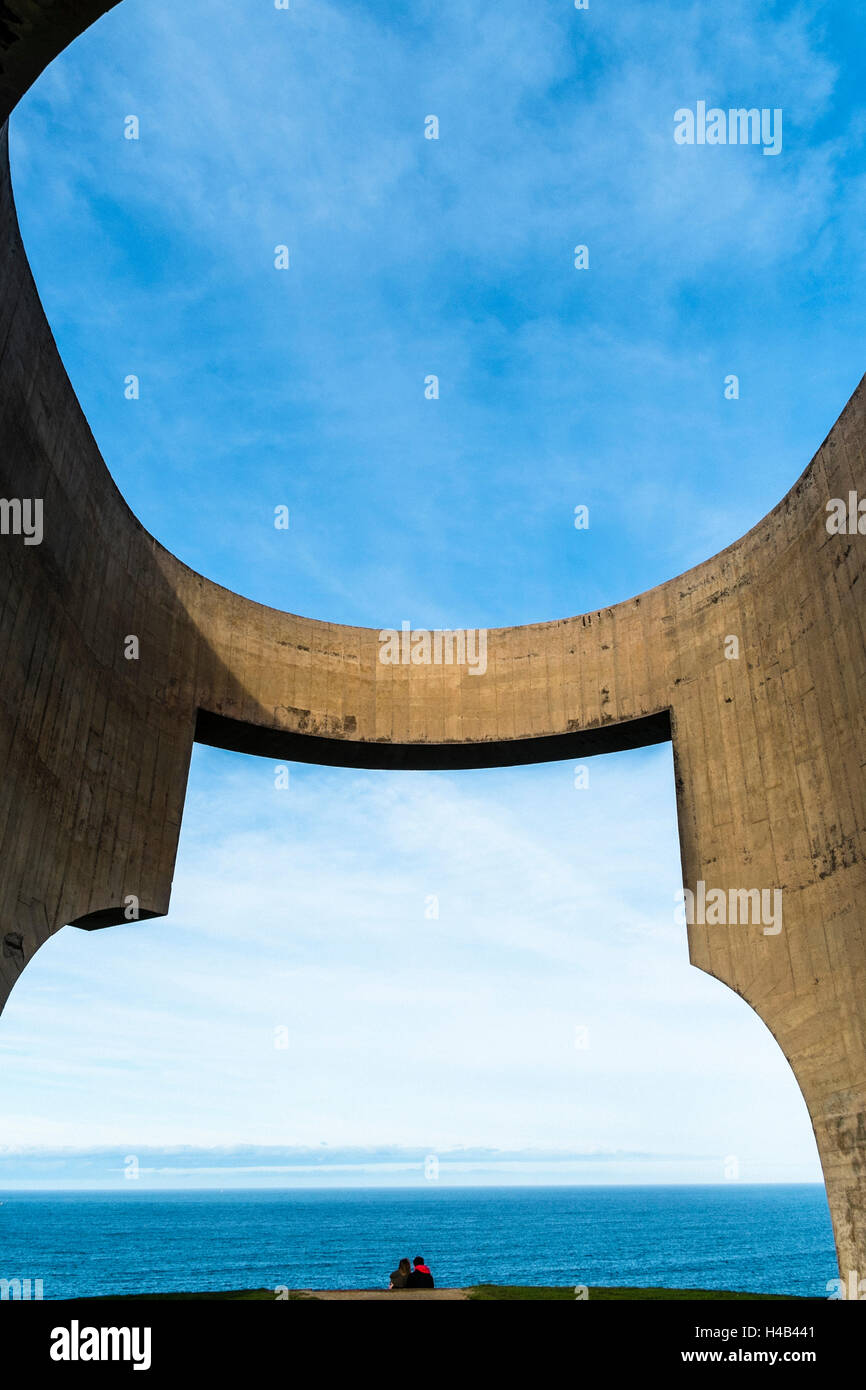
0 1 863 1282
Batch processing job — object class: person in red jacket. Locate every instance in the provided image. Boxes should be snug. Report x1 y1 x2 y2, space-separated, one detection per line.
406 1255 434 1289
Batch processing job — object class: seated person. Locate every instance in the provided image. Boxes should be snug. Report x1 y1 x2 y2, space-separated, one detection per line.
406 1255 435 1289
389 1258 411 1290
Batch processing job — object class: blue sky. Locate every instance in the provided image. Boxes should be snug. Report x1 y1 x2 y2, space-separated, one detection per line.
2 0 863 1186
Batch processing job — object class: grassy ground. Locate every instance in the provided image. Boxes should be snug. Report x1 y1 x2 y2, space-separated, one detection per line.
70 1285 809 1302
467 1285 808 1301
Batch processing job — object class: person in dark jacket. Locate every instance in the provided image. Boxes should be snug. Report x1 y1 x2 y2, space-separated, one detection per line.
406 1255 434 1289
389 1258 411 1290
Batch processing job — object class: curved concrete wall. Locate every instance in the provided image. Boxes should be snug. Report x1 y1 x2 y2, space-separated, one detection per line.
1 0 864 1283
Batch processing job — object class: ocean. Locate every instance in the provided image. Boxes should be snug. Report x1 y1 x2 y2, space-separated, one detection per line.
0 1185 837 1300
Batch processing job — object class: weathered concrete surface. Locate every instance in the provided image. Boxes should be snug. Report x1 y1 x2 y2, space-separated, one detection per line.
0 1 864 1284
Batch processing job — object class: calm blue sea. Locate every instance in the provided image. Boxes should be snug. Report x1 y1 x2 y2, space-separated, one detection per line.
0 1186 836 1300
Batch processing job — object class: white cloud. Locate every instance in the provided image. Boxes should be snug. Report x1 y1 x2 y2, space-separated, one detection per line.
0 745 820 1176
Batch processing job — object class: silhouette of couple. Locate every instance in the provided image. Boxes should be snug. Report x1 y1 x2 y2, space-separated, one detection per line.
389 1255 434 1290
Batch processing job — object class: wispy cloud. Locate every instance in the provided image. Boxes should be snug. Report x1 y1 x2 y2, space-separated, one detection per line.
0 747 820 1179
9 0 864 626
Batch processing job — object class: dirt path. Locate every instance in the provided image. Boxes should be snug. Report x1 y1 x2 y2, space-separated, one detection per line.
294 1288 470 1301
